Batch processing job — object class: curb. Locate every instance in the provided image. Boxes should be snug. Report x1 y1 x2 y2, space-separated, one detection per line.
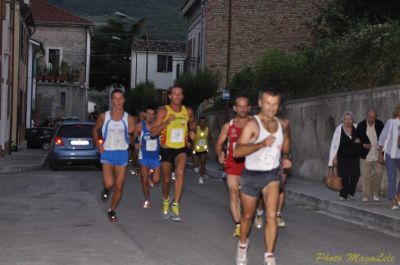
0 152 49 174
286 188 400 234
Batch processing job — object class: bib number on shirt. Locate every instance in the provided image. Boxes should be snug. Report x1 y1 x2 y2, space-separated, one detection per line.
146 139 158 151
198 139 206 147
171 128 184 143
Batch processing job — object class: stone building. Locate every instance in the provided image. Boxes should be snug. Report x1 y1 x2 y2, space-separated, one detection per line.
0 0 34 155
30 0 94 124
182 0 326 87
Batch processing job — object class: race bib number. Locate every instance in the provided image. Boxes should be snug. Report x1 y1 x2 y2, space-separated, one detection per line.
259 148 280 170
198 139 206 146
170 128 184 143
146 139 158 151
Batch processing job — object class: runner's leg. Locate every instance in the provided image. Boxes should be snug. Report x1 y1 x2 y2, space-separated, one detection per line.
140 165 150 201
110 165 127 210
161 161 172 200
199 152 207 177
239 192 258 244
262 181 280 253
174 152 187 203
227 175 241 223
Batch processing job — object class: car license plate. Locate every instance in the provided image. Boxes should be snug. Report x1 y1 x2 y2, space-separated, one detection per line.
70 140 89 145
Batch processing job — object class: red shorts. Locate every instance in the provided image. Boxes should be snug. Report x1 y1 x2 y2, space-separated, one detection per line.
224 159 245 176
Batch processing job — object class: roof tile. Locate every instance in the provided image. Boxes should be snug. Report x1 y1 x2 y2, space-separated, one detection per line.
133 39 186 53
31 0 93 26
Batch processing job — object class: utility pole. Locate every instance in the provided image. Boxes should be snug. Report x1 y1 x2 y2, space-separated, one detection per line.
224 0 233 121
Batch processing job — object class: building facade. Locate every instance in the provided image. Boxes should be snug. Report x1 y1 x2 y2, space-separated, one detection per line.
0 0 34 156
130 39 186 90
31 0 94 125
182 0 326 88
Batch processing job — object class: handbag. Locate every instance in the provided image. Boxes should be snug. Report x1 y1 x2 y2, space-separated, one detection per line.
324 166 342 191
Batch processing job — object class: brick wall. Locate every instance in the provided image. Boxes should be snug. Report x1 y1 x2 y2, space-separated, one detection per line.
205 0 326 87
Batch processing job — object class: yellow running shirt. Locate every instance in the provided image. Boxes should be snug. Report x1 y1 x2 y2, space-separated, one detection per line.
193 126 209 153
160 105 189 149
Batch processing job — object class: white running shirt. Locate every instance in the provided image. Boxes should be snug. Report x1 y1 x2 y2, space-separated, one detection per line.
102 111 129 150
245 115 283 171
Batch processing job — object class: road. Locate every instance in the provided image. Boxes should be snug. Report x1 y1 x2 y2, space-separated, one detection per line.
0 165 398 265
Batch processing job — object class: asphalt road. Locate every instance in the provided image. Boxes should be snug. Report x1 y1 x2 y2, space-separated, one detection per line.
0 164 398 265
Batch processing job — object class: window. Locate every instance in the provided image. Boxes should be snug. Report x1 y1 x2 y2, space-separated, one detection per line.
60 92 66 107
48 48 61 71
157 55 173 72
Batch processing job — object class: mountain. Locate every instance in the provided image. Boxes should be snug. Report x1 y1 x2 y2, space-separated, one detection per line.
47 0 186 40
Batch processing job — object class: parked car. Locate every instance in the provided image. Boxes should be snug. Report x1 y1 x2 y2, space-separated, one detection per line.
26 127 54 150
49 121 101 170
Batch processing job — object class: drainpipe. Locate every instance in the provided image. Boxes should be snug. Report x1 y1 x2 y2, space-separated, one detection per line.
224 0 233 121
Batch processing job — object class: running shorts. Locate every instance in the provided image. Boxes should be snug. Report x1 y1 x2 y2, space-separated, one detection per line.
240 167 280 197
100 150 129 166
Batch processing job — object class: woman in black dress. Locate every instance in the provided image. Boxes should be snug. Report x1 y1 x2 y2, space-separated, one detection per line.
330 111 362 200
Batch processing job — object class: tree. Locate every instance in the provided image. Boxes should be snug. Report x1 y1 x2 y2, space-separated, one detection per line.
125 81 158 115
175 68 220 109
90 17 145 91
312 0 400 39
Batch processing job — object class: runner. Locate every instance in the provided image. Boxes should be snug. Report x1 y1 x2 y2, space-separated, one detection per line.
151 85 197 221
93 89 135 222
135 107 160 208
215 97 251 237
192 116 213 184
234 88 291 265
131 111 146 175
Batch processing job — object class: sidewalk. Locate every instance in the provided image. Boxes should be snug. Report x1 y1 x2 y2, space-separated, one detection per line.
200 160 400 235
0 149 49 174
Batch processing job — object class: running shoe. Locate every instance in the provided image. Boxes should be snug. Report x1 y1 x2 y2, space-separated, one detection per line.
232 224 240 237
108 209 117 222
277 214 286 228
170 202 182 222
171 172 176 181
194 167 199 173
143 200 152 209
162 198 170 219
236 240 248 265
198 176 204 185
255 214 263 229
264 254 276 265
101 188 111 202
373 195 380 201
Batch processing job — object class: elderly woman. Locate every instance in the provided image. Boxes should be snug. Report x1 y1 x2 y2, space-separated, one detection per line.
378 105 400 210
329 111 362 200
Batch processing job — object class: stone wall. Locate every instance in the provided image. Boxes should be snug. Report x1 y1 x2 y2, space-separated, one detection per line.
202 85 400 193
205 0 326 87
36 83 86 124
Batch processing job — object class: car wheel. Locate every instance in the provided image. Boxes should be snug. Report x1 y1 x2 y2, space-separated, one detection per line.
50 157 59 171
42 142 50 150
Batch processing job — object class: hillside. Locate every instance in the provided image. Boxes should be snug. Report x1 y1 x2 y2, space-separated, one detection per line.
48 0 186 40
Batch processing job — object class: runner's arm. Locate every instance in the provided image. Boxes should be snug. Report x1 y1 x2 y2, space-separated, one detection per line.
235 119 274 157
127 115 136 144
150 107 170 137
92 112 105 151
215 123 229 163
133 119 142 144
280 119 292 169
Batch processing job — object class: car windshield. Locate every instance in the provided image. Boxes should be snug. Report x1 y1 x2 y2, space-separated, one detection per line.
58 124 93 138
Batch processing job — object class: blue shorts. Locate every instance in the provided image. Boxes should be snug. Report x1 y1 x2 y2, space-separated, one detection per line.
100 150 129 166
139 159 160 169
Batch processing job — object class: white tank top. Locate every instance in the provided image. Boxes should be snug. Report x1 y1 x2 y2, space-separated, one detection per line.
245 115 284 171
102 111 129 150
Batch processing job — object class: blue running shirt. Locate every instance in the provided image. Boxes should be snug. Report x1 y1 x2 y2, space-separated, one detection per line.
139 121 160 161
